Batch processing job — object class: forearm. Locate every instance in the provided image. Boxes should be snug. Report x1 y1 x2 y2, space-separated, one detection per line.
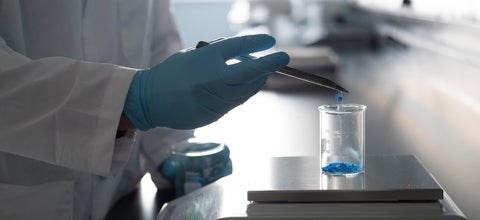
0 48 137 175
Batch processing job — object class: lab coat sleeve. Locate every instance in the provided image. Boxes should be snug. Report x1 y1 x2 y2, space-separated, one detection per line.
149 0 183 65
0 36 138 176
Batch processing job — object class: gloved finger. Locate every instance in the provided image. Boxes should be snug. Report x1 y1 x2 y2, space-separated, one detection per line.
209 34 276 60
227 74 269 102
194 85 239 114
225 51 289 85
192 74 267 115
208 74 269 101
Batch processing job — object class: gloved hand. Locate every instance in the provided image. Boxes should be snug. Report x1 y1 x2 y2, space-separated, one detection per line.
124 34 289 130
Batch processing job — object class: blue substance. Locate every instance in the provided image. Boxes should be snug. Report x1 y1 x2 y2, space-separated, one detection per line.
335 92 344 104
322 162 362 174
336 92 344 111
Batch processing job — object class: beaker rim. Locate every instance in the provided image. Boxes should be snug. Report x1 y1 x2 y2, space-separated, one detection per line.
171 138 226 157
318 104 367 113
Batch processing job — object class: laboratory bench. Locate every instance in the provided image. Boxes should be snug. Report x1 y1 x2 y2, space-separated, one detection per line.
106 39 477 219
156 155 465 219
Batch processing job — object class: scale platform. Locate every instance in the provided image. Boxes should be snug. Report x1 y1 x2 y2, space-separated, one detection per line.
156 155 466 220
247 155 443 203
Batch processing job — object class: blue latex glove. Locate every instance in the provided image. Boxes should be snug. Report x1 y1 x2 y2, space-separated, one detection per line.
124 34 289 130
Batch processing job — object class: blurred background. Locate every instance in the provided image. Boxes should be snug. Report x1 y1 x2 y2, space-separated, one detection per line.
111 0 480 219
183 0 480 219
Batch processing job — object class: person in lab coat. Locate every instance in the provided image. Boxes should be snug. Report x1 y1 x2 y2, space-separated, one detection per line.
0 1 289 220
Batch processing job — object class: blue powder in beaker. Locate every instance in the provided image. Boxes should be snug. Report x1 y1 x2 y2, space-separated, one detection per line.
322 162 362 174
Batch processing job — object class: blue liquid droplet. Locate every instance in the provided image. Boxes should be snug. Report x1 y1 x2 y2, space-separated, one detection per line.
336 92 344 103
336 92 344 111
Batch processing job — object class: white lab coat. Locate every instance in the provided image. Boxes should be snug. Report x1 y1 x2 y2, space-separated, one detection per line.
0 0 194 219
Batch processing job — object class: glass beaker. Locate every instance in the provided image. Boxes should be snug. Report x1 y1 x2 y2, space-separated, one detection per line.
318 104 366 175
160 138 232 197
321 172 365 190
